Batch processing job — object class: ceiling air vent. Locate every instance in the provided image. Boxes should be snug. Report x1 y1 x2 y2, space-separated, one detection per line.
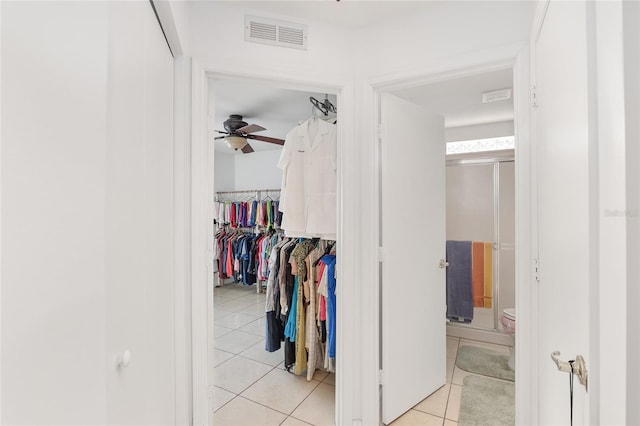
245 15 307 50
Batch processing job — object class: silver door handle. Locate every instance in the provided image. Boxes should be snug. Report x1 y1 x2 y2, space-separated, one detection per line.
439 259 449 268
551 351 588 391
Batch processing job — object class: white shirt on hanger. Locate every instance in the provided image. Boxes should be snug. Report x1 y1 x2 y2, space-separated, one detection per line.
278 117 337 239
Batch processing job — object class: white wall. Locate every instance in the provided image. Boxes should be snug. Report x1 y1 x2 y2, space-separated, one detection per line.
214 152 236 192
350 4 535 425
188 2 353 79
353 1 536 78
187 3 538 425
445 120 514 142
1 2 108 423
234 150 282 191
214 150 282 193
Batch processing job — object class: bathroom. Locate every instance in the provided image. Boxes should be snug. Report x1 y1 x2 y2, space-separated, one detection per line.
388 66 517 424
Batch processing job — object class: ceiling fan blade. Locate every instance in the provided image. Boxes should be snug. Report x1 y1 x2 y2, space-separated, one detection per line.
214 129 229 134
214 136 227 140
247 134 285 145
241 143 255 154
237 123 266 134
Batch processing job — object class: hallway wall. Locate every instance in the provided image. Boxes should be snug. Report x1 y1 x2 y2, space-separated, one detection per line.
185 3 537 425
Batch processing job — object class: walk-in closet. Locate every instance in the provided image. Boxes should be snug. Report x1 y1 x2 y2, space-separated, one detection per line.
209 78 339 425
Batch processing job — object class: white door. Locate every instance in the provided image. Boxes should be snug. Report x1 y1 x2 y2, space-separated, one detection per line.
380 93 446 424
534 1 590 423
106 2 175 424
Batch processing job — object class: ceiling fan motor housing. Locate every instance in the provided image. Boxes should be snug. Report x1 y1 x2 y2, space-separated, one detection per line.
224 114 248 133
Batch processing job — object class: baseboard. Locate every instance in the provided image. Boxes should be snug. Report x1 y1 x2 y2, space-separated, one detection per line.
447 323 513 346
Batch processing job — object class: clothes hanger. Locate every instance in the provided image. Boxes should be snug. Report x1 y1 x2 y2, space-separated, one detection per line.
313 240 335 266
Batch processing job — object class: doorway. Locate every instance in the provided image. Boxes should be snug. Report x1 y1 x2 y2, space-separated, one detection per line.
189 65 353 424
376 62 526 424
210 78 339 424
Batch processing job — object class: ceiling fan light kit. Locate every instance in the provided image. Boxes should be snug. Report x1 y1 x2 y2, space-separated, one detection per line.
214 114 286 154
225 135 248 150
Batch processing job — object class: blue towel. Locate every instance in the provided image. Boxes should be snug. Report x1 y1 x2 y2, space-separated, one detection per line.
446 240 474 323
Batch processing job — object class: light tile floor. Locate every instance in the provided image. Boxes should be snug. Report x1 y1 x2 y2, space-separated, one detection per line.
389 336 513 425
212 283 512 426
213 283 335 426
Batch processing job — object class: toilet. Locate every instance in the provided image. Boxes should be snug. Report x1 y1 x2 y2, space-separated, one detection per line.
500 308 516 370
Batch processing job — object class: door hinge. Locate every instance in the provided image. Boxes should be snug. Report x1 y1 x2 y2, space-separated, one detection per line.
377 124 385 140
378 369 384 385
534 258 541 282
377 247 384 262
531 85 538 108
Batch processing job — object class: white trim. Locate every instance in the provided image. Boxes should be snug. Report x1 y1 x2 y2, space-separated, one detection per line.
526 4 548 421
190 57 355 425
365 46 534 425
191 57 210 425
148 5 191 423
0 2 3 421
171 55 192 426
531 0 552 44
514 46 537 426
151 0 184 56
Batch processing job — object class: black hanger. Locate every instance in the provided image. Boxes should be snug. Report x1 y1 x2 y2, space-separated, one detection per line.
313 241 335 266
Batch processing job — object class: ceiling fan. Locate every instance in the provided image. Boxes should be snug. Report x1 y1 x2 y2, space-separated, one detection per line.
214 114 285 154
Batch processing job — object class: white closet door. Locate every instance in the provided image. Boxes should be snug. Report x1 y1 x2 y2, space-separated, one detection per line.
380 93 446 424
106 2 175 424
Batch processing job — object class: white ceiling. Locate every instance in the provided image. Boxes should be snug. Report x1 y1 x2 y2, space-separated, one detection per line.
211 1 439 30
391 67 514 128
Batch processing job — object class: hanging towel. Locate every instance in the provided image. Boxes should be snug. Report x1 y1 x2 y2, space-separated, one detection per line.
484 243 493 308
446 240 474 323
472 242 485 308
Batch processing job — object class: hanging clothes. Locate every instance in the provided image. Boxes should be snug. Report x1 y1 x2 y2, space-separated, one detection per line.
262 237 336 377
305 244 324 381
278 118 337 239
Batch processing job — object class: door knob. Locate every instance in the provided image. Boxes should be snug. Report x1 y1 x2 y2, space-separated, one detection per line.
115 350 132 370
551 351 588 391
439 259 449 268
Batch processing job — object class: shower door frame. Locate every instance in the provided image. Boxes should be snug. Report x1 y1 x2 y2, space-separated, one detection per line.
445 154 515 341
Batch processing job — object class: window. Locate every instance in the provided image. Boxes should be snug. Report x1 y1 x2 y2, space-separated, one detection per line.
446 136 515 155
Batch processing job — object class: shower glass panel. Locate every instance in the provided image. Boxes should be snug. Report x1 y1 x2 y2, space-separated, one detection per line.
445 158 514 331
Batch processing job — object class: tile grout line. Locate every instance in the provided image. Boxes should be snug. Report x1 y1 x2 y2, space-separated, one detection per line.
234 367 328 419
217 285 335 424
284 377 325 420
444 338 460 423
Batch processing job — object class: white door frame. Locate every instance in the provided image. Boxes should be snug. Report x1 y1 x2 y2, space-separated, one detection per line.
190 57 355 425
360 44 536 424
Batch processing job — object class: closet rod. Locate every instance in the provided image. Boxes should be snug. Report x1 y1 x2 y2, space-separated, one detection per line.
216 188 281 195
